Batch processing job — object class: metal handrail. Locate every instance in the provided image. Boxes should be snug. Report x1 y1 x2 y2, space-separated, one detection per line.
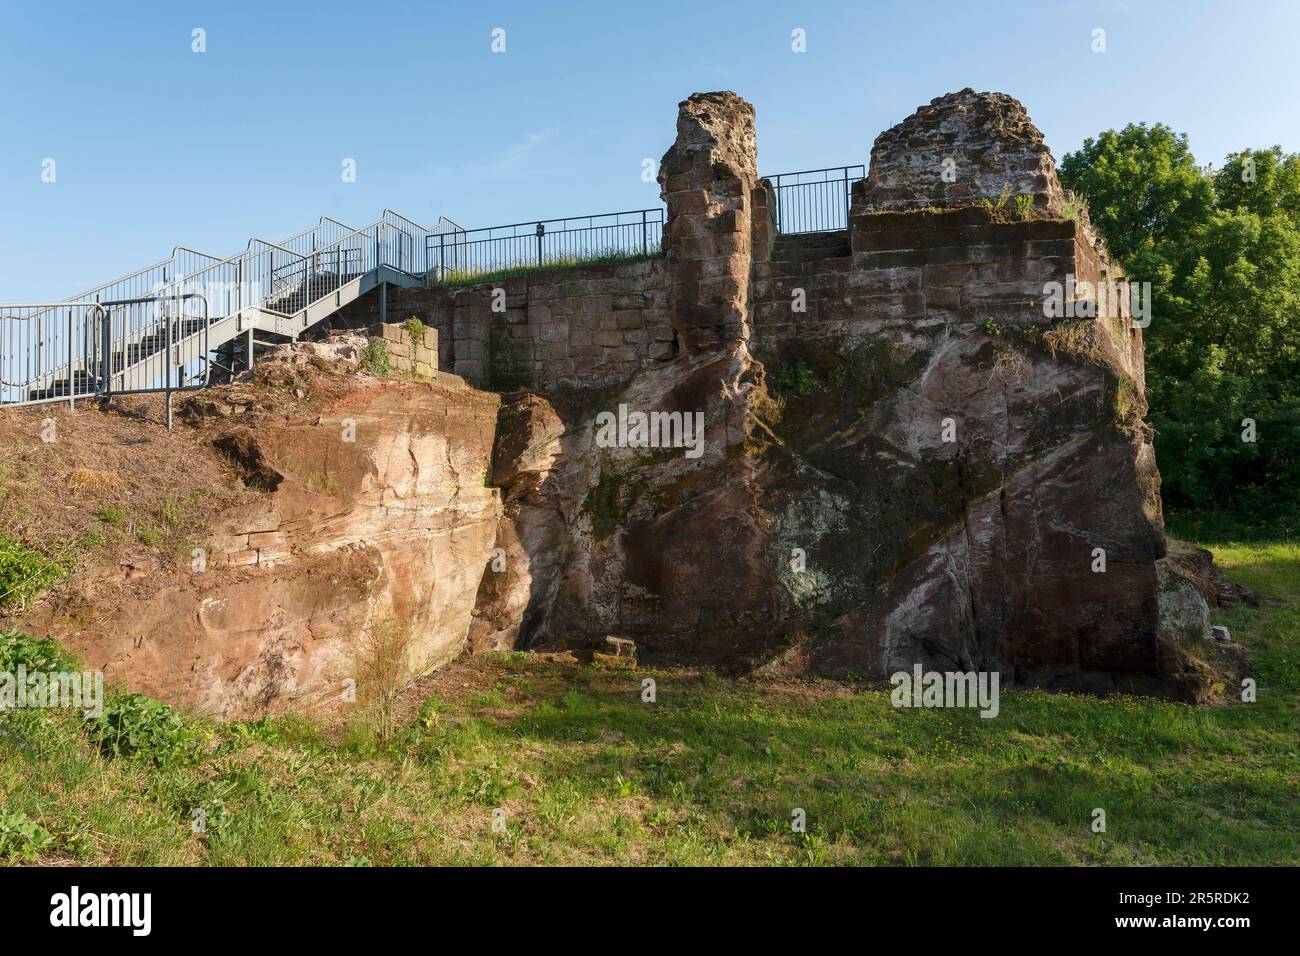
762 165 866 235
763 165 866 181
424 207 664 285
99 292 210 397
2 210 441 409
0 302 106 407
450 208 667 239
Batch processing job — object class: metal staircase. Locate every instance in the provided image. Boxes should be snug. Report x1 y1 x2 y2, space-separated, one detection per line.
1 211 466 412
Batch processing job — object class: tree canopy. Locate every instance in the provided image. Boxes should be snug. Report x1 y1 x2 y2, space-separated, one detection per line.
1060 127 1300 529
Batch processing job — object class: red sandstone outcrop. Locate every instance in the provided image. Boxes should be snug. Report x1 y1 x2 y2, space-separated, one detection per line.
475 89 1234 702
24 340 501 719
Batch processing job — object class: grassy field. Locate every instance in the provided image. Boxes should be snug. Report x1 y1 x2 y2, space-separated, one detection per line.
1 535 1296 866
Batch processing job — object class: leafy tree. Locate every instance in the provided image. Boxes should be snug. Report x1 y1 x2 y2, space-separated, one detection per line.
1061 131 1300 530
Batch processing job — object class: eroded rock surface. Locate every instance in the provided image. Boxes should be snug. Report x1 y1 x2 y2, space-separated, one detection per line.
475 88 1240 701
862 89 1066 213
659 91 759 352
29 344 501 719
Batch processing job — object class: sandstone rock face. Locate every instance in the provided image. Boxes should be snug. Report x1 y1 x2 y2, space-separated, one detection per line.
659 91 759 352
475 88 1230 701
1152 544 1251 703
468 393 567 653
496 346 782 663
39 347 502 719
861 89 1066 213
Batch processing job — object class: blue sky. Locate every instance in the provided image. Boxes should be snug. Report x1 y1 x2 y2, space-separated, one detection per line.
2 0 1298 301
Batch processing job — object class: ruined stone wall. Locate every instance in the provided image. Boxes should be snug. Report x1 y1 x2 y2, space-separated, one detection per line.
372 321 439 377
751 209 1131 349
658 91 758 351
862 88 1065 213
736 93 1167 692
335 260 675 391
469 88 1194 699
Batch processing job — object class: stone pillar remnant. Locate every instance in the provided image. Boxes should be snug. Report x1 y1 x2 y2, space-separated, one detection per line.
658 91 759 351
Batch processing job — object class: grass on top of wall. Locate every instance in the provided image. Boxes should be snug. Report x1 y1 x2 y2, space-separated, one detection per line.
437 250 662 288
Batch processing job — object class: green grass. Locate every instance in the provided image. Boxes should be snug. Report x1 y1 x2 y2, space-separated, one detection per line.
0 532 66 611
0 539 1296 866
440 250 662 288
1167 509 1298 545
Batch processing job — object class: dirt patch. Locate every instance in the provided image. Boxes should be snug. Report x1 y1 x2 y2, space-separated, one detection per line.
0 400 254 593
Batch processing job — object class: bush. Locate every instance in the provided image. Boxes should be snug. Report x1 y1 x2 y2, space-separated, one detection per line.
773 360 816 396
86 694 200 767
361 339 390 376
0 628 75 672
0 533 65 610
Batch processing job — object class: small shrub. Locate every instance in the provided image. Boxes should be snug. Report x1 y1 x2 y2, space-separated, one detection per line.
86 694 200 767
0 811 51 862
980 183 1013 213
0 628 75 672
0 533 65 610
403 317 425 342
97 506 125 526
1013 194 1034 219
159 498 183 527
1042 320 1099 361
774 360 816 396
361 339 391 376
347 616 412 746
1114 376 1143 430
1057 188 1087 222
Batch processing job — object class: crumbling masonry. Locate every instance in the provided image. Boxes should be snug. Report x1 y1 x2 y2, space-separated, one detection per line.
367 88 1206 699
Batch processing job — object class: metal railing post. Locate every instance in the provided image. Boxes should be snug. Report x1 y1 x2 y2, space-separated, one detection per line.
536 222 544 267
163 297 173 429
102 304 112 398
66 308 74 409
844 169 851 228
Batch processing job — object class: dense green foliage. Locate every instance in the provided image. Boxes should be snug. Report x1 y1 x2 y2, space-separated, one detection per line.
1060 128 1300 530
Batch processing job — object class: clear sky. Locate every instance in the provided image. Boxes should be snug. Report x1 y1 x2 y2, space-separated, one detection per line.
2 0 1297 301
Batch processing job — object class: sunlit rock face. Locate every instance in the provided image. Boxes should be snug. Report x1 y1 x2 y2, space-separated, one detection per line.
480 88 1226 701
27 89 1237 716
34 347 502 720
